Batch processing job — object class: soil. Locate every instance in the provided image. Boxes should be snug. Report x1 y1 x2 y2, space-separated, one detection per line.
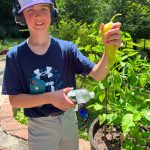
93 125 150 150
93 125 121 150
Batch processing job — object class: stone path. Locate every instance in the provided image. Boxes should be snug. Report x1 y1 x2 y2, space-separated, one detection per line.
0 56 5 106
0 127 27 150
0 55 91 150
0 56 5 86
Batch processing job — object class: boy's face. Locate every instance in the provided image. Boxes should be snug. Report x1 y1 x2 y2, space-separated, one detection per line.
23 4 51 33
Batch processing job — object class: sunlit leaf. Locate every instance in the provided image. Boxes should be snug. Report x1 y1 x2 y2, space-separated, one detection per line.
133 113 142 121
99 92 105 102
144 99 150 103
125 104 138 113
94 104 103 111
107 113 117 125
144 111 150 121
98 82 105 90
122 114 135 134
98 114 107 125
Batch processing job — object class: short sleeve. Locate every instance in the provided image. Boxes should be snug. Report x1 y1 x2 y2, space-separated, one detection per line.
71 43 95 76
2 54 22 95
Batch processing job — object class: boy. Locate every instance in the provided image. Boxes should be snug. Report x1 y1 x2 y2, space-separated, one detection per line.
2 0 121 150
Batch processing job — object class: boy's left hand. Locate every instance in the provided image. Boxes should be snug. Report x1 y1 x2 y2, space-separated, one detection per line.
100 22 122 49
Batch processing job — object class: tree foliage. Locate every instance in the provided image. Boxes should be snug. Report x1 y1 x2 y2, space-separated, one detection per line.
97 0 150 40
1 0 150 41
0 0 28 39
56 0 102 23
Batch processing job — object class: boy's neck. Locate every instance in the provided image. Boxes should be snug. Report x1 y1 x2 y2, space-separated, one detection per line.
29 32 50 46
27 32 51 55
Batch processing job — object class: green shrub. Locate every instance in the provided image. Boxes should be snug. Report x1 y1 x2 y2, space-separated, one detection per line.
13 108 28 125
50 18 102 61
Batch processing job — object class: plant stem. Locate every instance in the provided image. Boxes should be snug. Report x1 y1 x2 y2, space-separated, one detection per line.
104 87 108 140
120 133 124 150
111 125 114 141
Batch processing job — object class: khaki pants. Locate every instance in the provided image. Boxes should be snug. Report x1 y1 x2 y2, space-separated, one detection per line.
28 109 79 150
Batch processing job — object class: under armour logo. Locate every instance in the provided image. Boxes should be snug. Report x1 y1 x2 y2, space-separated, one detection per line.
34 67 53 79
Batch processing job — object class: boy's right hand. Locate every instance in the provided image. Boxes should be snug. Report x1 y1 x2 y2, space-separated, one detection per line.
48 87 75 111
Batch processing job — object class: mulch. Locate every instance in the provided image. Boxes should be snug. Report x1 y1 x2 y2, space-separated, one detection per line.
0 50 8 55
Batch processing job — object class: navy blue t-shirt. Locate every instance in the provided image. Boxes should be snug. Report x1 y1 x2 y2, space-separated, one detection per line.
2 37 95 118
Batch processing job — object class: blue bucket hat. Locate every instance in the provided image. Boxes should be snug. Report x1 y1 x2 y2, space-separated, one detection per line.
18 0 54 14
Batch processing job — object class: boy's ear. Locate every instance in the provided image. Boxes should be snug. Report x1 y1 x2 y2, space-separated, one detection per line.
14 13 26 26
12 0 27 26
51 7 59 25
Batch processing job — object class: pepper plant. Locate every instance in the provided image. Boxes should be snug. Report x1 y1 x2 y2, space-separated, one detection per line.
88 32 150 149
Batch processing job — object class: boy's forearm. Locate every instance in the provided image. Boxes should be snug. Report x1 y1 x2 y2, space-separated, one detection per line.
90 51 109 81
9 93 51 108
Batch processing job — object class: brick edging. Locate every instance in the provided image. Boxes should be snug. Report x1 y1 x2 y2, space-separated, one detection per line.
0 97 28 141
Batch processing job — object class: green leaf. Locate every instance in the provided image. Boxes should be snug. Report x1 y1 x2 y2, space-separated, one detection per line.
144 111 150 121
142 132 150 138
107 113 117 125
128 42 139 47
114 72 122 87
92 45 101 53
144 99 150 103
128 69 138 87
87 31 97 37
98 114 107 125
102 79 110 88
126 92 136 102
122 114 135 134
94 104 103 111
123 48 136 52
124 139 133 150
84 45 91 52
125 32 131 38
140 109 150 115
99 92 105 103
98 82 105 90
87 104 95 109
128 51 139 57
133 113 142 121
139 74 147 87
120 61 126 67
121 55 129 61
88 54 95 62
125 104 138 113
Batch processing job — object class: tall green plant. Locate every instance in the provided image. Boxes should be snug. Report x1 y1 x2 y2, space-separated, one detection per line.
89 32 150 149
